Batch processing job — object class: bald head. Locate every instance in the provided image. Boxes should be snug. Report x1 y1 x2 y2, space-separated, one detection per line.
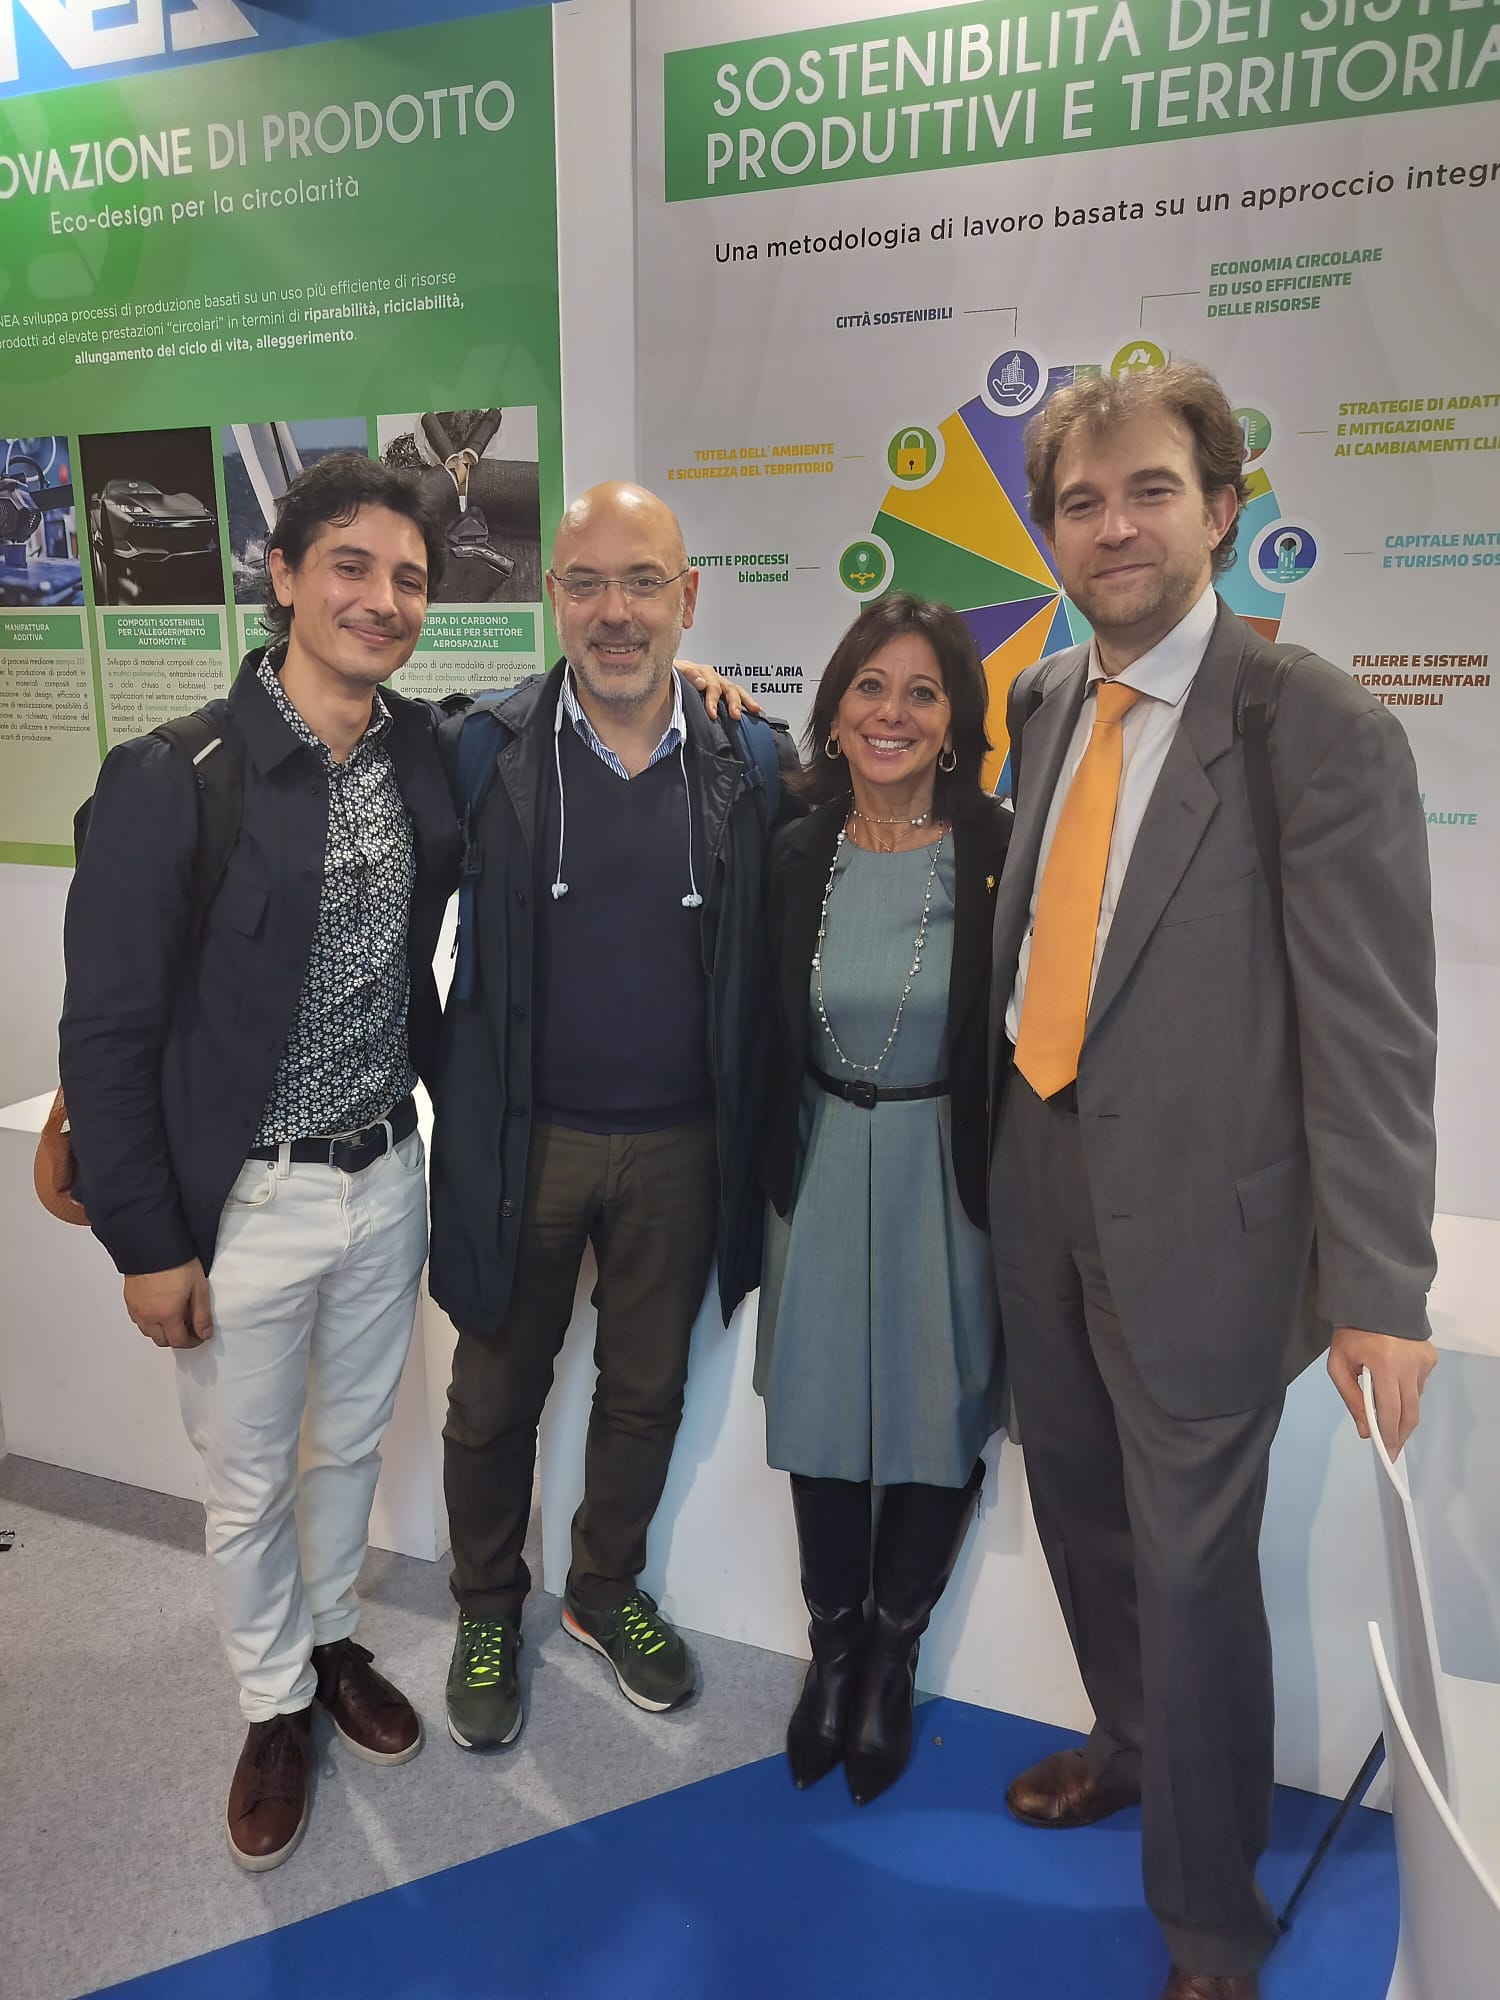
552 482 686 572
545 481 698 719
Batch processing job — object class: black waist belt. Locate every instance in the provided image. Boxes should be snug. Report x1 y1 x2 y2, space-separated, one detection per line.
247 1094 418 1172
807 1063 949 1110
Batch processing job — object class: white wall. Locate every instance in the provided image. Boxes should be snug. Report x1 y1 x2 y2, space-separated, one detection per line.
0 865 69 1108
553 0 640 492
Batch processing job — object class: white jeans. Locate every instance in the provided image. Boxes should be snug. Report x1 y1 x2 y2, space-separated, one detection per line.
175 1131 428 1720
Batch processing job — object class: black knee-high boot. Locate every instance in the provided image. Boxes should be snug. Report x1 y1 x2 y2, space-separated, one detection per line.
786 1474 873 1789
844 1458 984 1805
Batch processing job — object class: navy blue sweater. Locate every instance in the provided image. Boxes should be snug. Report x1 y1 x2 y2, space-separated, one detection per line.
533 719 709 1132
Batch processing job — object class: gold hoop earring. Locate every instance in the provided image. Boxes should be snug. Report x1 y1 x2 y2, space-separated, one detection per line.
938 747 957 773
824 734 842 761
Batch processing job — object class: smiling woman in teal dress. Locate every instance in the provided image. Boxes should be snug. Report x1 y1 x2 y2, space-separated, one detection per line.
757 594 1011 1805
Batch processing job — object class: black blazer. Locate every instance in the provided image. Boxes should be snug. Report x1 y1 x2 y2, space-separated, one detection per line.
761 795 1011 1229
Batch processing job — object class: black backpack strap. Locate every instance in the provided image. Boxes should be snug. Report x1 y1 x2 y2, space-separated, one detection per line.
1005 653 1069 807
727 711 789 831
151 708 242 954
1233 646 1309 940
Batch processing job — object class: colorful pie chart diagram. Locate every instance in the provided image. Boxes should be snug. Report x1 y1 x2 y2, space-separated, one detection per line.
854 363 1290 792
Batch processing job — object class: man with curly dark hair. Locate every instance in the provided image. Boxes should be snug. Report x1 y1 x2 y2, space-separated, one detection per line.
60 453 460 1873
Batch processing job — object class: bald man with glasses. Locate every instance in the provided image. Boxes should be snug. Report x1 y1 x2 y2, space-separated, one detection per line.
428 483 798 1749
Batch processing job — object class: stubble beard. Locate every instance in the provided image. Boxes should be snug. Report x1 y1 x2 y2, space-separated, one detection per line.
1068 551 1208 651
566 616 684 711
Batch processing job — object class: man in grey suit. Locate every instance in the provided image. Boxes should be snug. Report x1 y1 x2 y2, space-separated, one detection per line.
988 361 1438 2000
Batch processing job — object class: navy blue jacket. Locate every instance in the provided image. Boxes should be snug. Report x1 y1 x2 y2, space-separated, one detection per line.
58 652 462 1277
427 662 800 1335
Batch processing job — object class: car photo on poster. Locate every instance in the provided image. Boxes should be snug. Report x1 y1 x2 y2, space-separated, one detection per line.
0 435 83 607
77 429 223 607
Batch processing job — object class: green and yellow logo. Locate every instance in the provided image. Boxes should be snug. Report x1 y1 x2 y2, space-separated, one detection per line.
838 539 890 595
1109 340 1166 379
887 425 936 481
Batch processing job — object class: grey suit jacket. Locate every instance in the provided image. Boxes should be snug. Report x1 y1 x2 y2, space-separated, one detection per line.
989 596 1438 1418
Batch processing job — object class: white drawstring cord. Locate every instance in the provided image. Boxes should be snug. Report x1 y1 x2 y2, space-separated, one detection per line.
550 693 570 899
678 739 702 908
551 675 702 909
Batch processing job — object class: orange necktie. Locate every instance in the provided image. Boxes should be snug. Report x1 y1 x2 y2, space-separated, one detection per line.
1014 680 1141 1099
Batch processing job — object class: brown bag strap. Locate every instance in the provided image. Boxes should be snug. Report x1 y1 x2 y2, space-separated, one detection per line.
34 1086 89 1226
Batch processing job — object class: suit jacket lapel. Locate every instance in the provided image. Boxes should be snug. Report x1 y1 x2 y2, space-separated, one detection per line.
1086 601 1247 1032
949 810 1007 1054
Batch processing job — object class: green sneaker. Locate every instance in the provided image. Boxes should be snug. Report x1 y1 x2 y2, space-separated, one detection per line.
445 1614 523 1750
561 1586 695 1713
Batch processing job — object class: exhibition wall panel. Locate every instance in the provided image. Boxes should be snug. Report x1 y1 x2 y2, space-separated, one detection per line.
633 0 1500 1220
0 0 564 1109
1 0 564 864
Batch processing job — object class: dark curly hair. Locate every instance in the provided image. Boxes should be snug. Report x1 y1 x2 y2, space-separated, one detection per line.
798 594 992 819
1023 360 1250 576
261 452 446 642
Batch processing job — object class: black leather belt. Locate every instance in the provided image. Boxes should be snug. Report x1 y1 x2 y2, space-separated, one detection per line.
247 1094 418 1172
808 1063 949 1110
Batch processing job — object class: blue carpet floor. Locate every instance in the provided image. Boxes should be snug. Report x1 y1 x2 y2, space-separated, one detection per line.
97 1699 1397 2000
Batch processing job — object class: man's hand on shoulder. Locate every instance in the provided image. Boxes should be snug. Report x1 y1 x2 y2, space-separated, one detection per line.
1328 1325 1436 1458
123 1259 213 1349
677 660 762 722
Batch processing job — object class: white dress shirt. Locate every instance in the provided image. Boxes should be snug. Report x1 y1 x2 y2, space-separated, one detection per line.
1005 585 1219 1044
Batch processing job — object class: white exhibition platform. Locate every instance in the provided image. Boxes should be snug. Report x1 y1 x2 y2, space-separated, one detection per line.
4 1077 1497 1804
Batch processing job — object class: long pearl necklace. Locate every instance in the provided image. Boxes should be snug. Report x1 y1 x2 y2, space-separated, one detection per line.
813 825 946 1075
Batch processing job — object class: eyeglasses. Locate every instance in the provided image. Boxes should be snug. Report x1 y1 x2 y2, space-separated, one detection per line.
547 567 690 602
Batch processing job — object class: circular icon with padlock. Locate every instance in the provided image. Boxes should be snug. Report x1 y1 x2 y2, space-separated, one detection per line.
886 425 940 484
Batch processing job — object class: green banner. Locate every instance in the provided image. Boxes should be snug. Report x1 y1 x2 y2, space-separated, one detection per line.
0 7 561 864
664 1 1500 199
418 608 537 652
102 611 222 650
0 613 86 650
1 12 560 431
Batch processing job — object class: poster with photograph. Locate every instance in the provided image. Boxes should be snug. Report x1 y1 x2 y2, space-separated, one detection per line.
0 434 95 855
75 427 231 749
376 406 544 696
0 4 561 862
221 418 369 613
0 436 81 608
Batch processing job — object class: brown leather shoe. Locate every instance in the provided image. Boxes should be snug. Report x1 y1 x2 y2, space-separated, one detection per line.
1005 1747 1141 1828
312 1637 422 1765
226 1708 313 1871
1161 1971 1259 1999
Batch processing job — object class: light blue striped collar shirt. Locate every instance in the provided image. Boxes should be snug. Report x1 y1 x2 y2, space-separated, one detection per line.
560 667 687 781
